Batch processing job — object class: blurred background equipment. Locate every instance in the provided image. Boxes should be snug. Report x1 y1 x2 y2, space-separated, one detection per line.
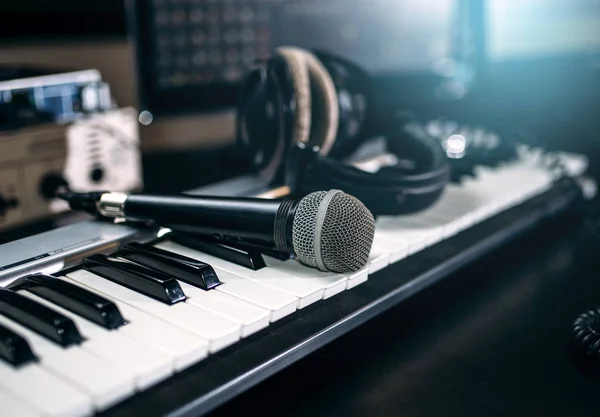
127 0 477 117
0 67 112 130
0 67 142 233
0 0 598 154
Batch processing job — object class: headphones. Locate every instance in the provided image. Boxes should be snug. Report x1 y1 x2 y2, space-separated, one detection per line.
236 46 450 216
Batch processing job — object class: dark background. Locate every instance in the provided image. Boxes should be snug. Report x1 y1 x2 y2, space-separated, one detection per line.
0 0 127 41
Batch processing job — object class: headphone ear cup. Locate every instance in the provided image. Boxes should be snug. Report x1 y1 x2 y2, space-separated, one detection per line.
277 47 340 156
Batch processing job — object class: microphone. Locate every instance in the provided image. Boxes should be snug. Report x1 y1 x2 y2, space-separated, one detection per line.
57 189 376 273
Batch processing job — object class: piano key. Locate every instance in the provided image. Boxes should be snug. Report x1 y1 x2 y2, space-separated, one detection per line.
177 281 270 338
389 215 455 241
367 244 391 274
162 238 371 293
439 171 532 222
404 164 532 229
0 289 83 347
215 270 297 322
204 238 294 261
171 234 266 270
346 270 369 289
119 242 221 290
0 359 93 417
386 210 461 241
0 314 135 411
21 291 174 390
372 234 409 264
156 240 323 309
58 275 208 371
83 254 186 305
8 273 126 330
0 321 37 366
373 167 525 256
0 390 43 417
476 164 550 209
115 246 297 322
262 256 349 297
65 269 241 353
374 221 438 255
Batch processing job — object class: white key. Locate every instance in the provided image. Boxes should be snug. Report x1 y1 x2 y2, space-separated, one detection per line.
509 163 554 197
217 270 298 321
65 269 241 353
0 360 93 417
57 276 208 371
375 218 440 255
21 290 174 390
152 243 298 321
155 242 322 309
373 233 408 264
429 185 489 218
177 281 270 338
263 256 349 298
389 206 464 240
373 164 529 257
425 168 517 227
0 389 44 417
0 315 134 411
366 244 390 274
560 152 588 176
346 270 369 289
343 267 370 288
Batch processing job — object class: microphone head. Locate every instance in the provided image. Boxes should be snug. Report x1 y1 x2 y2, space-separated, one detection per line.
292 190 375 273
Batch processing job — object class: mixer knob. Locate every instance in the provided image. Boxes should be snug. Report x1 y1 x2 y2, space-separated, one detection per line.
39 174 69 200
89 166 105 183
0 195 18 217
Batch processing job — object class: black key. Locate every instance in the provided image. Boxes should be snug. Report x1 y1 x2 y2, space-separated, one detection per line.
0 289 83 347
170 234 266 270
8 274 126 330
206 239 292 262
0 322 37 366
83 254 186 305
119 243 221 291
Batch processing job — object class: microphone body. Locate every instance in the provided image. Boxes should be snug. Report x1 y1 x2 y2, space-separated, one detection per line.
97 193 298 252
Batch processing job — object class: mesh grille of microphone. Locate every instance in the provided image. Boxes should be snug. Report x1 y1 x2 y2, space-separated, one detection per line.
292 190 375 273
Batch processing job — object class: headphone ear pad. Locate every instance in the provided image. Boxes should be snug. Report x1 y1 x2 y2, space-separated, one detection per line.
275 47 313 149
301 50 340 156
276 47 340 156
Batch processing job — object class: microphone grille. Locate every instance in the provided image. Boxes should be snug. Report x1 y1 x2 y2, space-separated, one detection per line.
292 190 375 273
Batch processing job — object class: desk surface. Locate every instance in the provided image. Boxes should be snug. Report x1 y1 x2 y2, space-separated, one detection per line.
205 218 600 417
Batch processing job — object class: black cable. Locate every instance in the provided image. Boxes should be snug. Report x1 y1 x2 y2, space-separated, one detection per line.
572 308 600 359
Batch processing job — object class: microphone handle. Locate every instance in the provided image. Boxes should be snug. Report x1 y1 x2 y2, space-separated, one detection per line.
120 194 299 251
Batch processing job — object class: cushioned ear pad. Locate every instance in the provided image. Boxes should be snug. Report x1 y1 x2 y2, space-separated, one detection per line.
301 50 339 155
275 47 312 148
276 47 339 156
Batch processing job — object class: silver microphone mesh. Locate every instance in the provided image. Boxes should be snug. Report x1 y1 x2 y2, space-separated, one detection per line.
292 190 375 273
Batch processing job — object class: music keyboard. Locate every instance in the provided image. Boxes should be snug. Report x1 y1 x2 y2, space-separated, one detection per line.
0 152 592 417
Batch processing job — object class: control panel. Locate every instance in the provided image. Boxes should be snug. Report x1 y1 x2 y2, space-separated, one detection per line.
0 107 142 231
